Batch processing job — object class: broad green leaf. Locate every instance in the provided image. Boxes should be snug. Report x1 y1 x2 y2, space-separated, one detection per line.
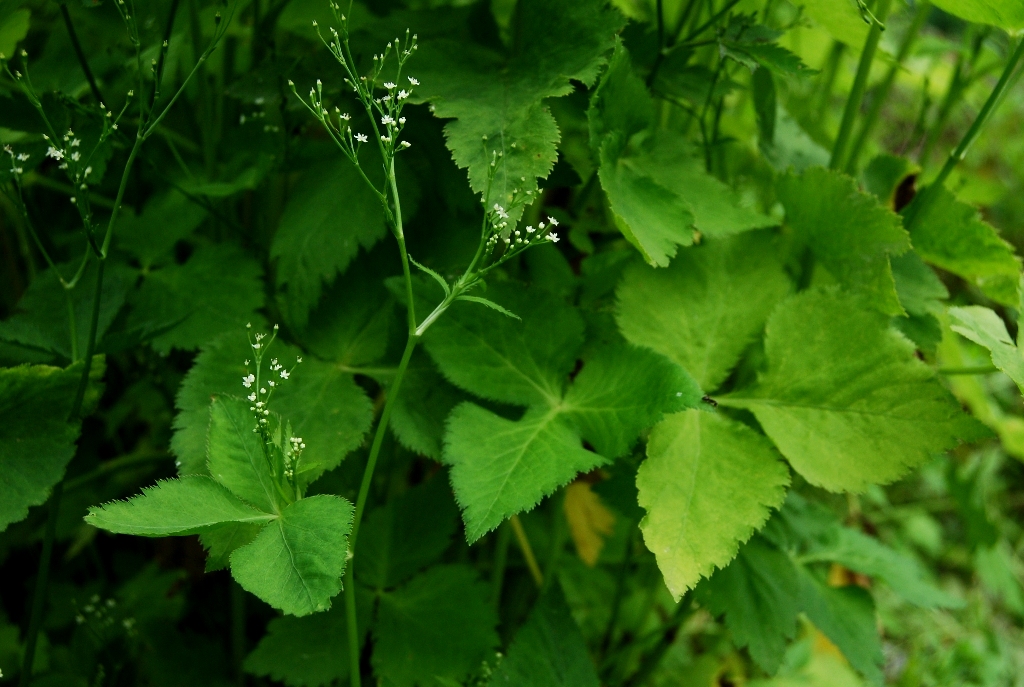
356 476 459 589
86 476 274 536
0 359 104 531
778 167 910 316
298 260 395 368
616 232 791 390
891 252 947 354
128 243 265 354
722 42 815 78
389 351 466 459
413 0 624 214
244 588 373 687
272 160 386 329
798 570 883 684
173 333 372 479
230 495 354 616
423 284 584 407
699 535 801 674
639 410 790 598
488 583 600 687
443 403 606 542
930 0 1024 31
906 186 1020 306
372 565 499 687
116 191 207 268
199 522 262 572
802 526 961 609
207 397 280 513
0 260 132 362
562 344 701 458
0 9 30 57
591 44 773 266
799 0 870 46
949 305 1024 393
862 154 918 208
722 289 985 492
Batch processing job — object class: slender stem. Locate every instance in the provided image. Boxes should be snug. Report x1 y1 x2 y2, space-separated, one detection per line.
830 0 893 170
509 514 543 588
919 29 988 167
60 3 106 107
816 41 846 120
905 36 1024 230
622 592 694 687
491 522 512 610
679 0 742 45
600 525 635 657
846 1 929 173
345 333 419 687
19 481 63 687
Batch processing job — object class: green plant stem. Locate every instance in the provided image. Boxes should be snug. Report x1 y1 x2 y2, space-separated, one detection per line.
19 481 62 687
491 522 512 610
600 525 635 657
60 3 106 107
846 0 929 173
918 29 988 167
622 592 693 687
830 0 893 170
905 36 1024 230
345 333 419 687
509 514 543 588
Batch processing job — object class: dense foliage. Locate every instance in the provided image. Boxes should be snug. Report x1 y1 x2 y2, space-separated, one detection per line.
2 0 1024 685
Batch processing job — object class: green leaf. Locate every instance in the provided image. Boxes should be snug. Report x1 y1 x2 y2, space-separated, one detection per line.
949 305 1024 393
562 344 701 458
0 260 132 362
414 0 624 214
616 232 791 390
639 410 790 599
207 397 280 513
0 9 30 57
244 588 373 687
456 295 520 320
424 284 584 407
930 0 1024 31
778 167 910 316
230 494 354 616
590 45 774 266
199 522 262 572
443 403 606 542
722 288 985 492
373 565 499 687
127 243 265 354
802 526 961 609
906 186 1020 306
356 476 459 589
699 535 801 675
722 42 815 78
488 583 600 687
390 351 467 460
173 333 372 479
798 570 883 684
272 160 386 328
799 0 870 46
891 252 947 354
411 256 451 297
116 190 207 268
86 476 275 536
0 359 104 531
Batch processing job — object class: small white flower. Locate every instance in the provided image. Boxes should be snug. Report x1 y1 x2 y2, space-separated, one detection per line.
46 147 64 160
547 216 559 226
355 133 368 143
400 141 411 148
549 233 560 243
381 115 394 125
71 138 81 147
526 226 535 233
248 393 257 401
243 374 255 388
384 81 396 89
398 117 406 124
296 356 303 363
260 388 267 394
268 380 275 387
70 151 80 161
280 370 290 379
84 166 93 177
397 90 409 99
340 112 350 120
16 153 29 161
407 76 419 86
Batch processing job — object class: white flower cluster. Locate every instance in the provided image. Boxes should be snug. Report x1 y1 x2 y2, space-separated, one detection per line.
2 144 29 177
242 323 302 439
284 436 306 480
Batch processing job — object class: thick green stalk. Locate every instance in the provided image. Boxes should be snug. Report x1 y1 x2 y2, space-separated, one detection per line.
830 0 893 170
345 332 419 687
846 1 929 173
905 36 1024 229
